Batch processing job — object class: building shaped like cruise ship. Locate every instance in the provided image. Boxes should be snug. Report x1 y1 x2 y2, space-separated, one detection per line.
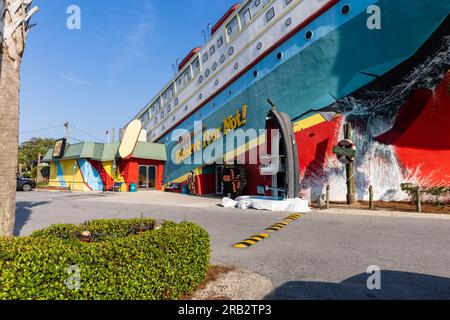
110 0 450 199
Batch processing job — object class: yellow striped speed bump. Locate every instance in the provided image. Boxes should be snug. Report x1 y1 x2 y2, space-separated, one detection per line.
266 214 302 232
233 233 271 248
233 214 303 249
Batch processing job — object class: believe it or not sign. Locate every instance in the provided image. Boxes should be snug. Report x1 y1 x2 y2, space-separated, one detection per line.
333 139 356 164
176 105 248 162
52 138 67 159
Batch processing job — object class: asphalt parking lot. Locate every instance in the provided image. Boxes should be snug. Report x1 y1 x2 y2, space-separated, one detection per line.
16 190 450 299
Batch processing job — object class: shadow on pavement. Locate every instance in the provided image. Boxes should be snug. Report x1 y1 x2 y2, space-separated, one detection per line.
14 201 50 236
265 271 450 300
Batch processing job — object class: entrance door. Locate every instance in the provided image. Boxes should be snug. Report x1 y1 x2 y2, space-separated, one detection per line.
138 165 157 189
215 165 224 195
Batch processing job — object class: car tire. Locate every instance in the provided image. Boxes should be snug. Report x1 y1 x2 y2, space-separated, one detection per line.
22 184 32 192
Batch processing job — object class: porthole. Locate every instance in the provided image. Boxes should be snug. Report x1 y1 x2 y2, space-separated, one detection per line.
228 46 234 56
153 133 156 138
178 78 182 85
162 125 165 130
185 105 189 111
220 54 226 64
198 75 203 84
257 42 263 50
205 69 210 78
285 18 292 27
215 79 219 86
228 90 232 96
174 98 179 106
199 93 203 100
276 52 283 60
172 116 176 122
212 62 218 71
305 30 313 40
253 70 258 77
341 4 351 16
167 105 171 113
234 63 239 70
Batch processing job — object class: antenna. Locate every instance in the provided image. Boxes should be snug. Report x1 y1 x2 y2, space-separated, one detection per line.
207 23 212 38
201 30 207 44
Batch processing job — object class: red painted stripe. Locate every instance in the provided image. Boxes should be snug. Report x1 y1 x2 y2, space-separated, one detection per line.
157 0 340 142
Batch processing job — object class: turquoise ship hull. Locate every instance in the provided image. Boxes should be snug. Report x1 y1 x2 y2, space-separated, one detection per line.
161 0 450 183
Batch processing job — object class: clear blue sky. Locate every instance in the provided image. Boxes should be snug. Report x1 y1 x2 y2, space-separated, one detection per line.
20 0 236 143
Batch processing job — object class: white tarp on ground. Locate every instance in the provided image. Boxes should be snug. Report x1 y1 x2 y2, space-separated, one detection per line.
222 196 311 213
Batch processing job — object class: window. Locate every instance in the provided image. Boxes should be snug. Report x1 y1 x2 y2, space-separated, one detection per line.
266 8 275 22
202 52 209 63
209 45 216 56
217 36 224 48
166 105 171 113
140 110 150 123
239 2 252 27
150 99 161 115
162 84 174 104
191 57 201 76
220 54 226 64
176 68 192 89
286 0 293 4
226 16 239 39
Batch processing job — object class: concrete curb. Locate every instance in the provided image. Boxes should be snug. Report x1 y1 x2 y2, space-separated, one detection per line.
318 208 450 220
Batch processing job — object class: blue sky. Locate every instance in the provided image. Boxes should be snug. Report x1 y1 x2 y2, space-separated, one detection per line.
20 0 236 143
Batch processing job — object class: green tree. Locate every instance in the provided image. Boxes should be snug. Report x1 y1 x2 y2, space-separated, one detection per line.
18 138 55 178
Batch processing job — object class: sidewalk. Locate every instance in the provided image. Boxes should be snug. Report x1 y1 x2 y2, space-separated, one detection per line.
319 208 450 220
78 190 222 208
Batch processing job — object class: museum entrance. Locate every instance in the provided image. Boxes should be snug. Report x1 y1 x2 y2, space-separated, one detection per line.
138 165 157 189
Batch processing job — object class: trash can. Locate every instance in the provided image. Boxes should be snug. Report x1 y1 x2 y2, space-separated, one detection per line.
129 183 137 193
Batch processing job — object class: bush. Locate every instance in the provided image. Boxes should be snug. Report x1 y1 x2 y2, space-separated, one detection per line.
401 183 450 205
0 219 210 300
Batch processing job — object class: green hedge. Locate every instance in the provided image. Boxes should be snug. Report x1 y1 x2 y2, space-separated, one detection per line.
0 219 210 300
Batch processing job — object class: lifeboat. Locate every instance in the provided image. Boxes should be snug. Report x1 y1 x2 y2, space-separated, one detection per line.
211 3 240 36
178 47 202 71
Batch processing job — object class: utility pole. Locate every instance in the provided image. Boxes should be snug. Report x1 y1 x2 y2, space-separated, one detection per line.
345 123 356 204
112 128 115 143
64 122 69 143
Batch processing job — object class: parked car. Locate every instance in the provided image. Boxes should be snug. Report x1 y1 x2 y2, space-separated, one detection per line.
17 177 36 192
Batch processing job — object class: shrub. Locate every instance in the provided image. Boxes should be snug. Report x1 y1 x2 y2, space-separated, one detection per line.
0 219 210 300
401 183 450 205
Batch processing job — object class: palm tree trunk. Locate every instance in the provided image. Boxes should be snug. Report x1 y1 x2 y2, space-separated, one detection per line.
0 51 20 236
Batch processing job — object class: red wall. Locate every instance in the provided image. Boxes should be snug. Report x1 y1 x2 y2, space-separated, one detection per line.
377 72 450 186
120 158 165 191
